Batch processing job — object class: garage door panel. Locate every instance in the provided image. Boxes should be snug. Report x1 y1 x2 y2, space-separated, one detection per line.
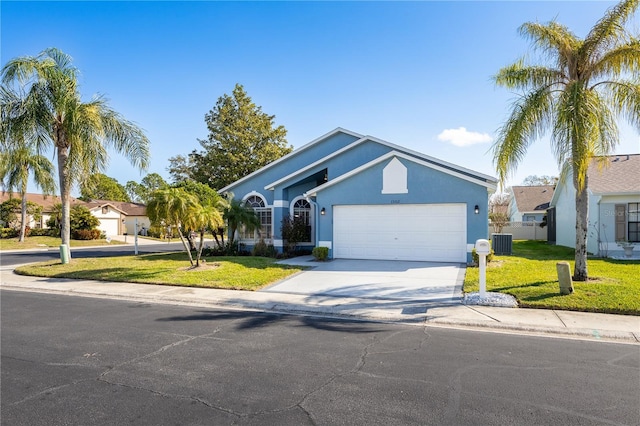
334 204 466 262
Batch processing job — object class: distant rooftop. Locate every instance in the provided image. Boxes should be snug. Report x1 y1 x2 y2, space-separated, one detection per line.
588 154 640 194
512 185 555 213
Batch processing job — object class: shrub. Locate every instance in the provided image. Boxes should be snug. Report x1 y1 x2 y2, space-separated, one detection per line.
471 247 494 265
265 244 277 258
72 229 101 240
312 246 329 261
252 239 269 257
28 228 54 237
0 228 18 239
281 215 311 254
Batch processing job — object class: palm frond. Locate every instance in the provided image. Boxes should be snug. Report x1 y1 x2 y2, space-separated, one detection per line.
492 87 555 184
604 79 640 131
588 39 640 81
494 60 565 91
519 21 581 69
582 0 640 61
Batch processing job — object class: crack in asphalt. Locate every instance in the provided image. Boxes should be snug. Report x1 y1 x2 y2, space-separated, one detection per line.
8 378 96 406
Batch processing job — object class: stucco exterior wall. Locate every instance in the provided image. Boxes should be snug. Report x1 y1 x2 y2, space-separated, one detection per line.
315 157 489 261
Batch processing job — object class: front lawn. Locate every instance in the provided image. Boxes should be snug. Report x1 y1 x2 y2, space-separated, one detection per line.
14 252 304 290
0 236 124 251
464 240 640 315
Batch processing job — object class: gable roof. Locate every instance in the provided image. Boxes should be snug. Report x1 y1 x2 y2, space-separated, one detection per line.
511 185 555 213
264 130 497 190
84 200 147 216
588 154 640 194
0 192 84 212
304 151 497 197
0 193 147 216
219 127 364 193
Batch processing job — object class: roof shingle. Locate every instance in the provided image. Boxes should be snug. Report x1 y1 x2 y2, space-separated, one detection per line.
512 185 555 213
588 154 640 194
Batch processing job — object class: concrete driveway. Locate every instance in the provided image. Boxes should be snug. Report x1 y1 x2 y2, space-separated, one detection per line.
263 258 465 303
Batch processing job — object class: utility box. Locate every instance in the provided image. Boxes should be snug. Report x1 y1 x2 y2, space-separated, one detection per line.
475 239 490 255
556 262 574 295
492 233 513 255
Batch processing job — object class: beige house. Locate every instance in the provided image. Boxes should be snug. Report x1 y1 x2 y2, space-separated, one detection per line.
84 200 150 236
0 193 148 237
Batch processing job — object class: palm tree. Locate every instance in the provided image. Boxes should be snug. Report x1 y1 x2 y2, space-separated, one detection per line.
147 187 201 265
223 198 260 250
492 0 640 281
1 85 56 242
0 146 56 242
1 48 149 248
189 204 224 266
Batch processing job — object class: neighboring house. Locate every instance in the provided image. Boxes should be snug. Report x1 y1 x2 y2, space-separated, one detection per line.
0 192 84 229
548 154 640 255
220 128 497 263
84 200 149 236
0 193 149 237
508 185 555 223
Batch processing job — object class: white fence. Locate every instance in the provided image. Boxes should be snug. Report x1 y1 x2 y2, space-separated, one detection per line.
488 221 547 241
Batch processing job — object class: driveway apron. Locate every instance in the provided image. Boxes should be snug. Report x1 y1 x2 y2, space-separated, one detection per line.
263 259 465 303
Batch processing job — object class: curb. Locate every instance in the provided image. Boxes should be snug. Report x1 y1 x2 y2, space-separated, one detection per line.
2 283 638 345
425 317 640 344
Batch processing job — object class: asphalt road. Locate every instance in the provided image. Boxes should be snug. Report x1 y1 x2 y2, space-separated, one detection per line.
0 242 184 267
2 291 639 425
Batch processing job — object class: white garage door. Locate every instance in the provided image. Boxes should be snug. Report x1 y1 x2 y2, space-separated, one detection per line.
333 204 467 262
98 218 120 236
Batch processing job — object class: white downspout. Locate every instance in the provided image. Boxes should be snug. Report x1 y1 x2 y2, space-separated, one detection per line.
306 197 319 247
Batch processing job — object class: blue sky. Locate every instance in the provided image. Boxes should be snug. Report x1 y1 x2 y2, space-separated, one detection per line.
2 1 639 195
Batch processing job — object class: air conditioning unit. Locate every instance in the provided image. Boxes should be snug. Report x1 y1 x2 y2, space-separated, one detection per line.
492 233 513 255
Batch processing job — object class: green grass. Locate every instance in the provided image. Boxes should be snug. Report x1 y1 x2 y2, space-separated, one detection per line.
14 252 304 291
464 240 640 315
0 236 124 251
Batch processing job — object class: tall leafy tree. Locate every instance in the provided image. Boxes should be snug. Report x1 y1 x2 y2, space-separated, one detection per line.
1 84 56 242
190 84 292 189
80 173 130 202
125 181 145 203
521 175 559 186
167 154 194 184
492 0 640 281
125 173 167 203
1 48 150 248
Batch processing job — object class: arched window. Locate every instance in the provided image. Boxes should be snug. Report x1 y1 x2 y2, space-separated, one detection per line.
241 194 272 240
292 198 312 242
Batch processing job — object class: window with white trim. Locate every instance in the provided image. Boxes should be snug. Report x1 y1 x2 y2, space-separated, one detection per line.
629 202 639 242
293 198 312 242
241 195 272 240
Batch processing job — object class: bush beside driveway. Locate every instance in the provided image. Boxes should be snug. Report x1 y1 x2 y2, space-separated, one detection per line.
464 241 640 315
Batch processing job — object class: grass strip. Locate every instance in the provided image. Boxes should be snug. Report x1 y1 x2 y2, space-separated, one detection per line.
464 240 640 315
14 252 304 291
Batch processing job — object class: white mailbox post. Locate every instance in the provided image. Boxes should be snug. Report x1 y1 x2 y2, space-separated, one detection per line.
475 239 491 298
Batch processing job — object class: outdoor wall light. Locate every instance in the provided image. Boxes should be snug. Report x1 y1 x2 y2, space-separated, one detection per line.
320 207 326 215
474 205 480 215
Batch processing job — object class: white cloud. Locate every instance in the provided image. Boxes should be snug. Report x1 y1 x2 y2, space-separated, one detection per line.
437 127 493 147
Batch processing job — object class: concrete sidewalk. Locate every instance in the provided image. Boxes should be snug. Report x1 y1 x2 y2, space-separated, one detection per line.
2 268 638 344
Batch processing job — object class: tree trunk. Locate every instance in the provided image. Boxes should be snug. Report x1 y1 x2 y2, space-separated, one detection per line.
176 226 195 266
57 146 71 246
19 192 27 242
573 178 589 281
196 229 206 266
